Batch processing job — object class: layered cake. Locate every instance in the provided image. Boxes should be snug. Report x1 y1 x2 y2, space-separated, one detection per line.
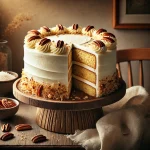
20 24 120 100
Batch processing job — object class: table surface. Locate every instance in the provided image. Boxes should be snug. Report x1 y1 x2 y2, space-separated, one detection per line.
0 101 85 149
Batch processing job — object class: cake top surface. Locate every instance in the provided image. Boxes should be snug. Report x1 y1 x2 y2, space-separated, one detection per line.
24 24 117 55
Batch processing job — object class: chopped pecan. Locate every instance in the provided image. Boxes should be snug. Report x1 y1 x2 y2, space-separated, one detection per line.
37 85 43 97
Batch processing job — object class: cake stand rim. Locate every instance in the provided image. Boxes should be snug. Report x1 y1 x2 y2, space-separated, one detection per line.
13 78 126 110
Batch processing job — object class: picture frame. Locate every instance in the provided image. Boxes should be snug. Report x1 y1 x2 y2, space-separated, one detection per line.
112 0 150 29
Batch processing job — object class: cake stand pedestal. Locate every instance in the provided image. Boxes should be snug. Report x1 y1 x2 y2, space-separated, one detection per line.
13 78 126 134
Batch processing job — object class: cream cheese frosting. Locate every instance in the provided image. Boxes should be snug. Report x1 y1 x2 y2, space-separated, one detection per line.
51 24 67 35
82 25 96 37
35 38 51 52
88 40 106 54
67 24 82 34
25 35 41 49
40 26 51 36
50 40 67 55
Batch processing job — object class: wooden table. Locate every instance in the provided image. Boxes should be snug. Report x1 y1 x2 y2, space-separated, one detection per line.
0 102 84 150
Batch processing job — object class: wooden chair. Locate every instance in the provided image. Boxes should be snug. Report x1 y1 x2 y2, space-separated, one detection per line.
116 48 150 88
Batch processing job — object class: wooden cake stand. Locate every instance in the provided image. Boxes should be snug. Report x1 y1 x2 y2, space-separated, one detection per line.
13 78 126 134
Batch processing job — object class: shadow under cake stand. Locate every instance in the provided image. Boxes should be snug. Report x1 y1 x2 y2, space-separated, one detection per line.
13 78 126 134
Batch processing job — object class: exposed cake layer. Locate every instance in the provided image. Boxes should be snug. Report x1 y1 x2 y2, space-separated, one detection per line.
73 71 120 97
72 48 96 69
72 78 96 97
72 64 96 84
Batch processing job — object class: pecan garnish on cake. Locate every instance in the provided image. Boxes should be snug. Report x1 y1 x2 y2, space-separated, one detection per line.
57 40 64 48
39 38 51 46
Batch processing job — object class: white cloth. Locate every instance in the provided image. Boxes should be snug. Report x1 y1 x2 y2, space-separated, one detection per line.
66 86 150 150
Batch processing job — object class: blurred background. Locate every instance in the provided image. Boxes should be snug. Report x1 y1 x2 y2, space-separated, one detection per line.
0 0 150 92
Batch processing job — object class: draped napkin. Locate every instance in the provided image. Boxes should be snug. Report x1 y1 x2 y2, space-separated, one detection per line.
66 86 150 150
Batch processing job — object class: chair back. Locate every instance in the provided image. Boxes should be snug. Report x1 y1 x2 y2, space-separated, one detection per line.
117 48 150 88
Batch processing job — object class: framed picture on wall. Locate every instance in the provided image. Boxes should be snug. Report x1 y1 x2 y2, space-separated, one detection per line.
112 0 150 29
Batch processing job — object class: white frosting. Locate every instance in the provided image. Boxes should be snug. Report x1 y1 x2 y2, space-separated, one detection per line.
47 34 91 45
23 34 117 97
24 46 71 73
24 62 71 84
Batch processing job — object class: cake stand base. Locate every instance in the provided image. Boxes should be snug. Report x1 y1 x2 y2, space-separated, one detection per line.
36 107 103 134
13 78 126 134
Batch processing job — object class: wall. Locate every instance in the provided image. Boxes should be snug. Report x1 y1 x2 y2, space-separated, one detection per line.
0 0 150 92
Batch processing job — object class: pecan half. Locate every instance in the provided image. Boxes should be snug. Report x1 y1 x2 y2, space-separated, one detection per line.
42 26 50 32
85 25 94 32
28 35 41 42
57 24 64 30
15 124 32 131
31 134 47 143
93 40 105 47
96 28 107 34
37 85 43 96
103 32 115 38
73 24 78 30
101 37 115 43
1 123 11 132
0 132 14 141
0 100 4 109
2 99 16 108
39 38 51 46
57 40 64 48
27 30 41 35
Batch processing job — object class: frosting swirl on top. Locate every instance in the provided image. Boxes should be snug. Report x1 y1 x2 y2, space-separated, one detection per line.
40 26 51 36
25 35 41 49
27 30 41 35
51 24 67 35
35 38 51 52
50 40 68 54
67 24 82 34
24 30 42 43
100 37 116 50
88 40 106 53
82 25 95 37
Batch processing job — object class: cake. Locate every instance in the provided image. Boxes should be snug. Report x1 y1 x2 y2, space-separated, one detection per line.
20 24 120 100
